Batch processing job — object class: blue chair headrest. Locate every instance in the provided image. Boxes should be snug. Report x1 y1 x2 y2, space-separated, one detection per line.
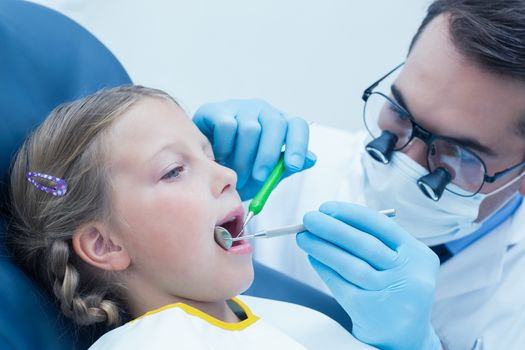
0 0 131 348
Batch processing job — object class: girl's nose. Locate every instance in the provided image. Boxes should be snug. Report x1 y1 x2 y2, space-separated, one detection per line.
212 161 237 197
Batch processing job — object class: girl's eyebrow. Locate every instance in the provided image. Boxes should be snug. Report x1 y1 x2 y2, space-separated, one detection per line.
147 143 184 167
150 144 176 160
150 138 210 163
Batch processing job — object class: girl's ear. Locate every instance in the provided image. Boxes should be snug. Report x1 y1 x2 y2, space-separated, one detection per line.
72 223 130 272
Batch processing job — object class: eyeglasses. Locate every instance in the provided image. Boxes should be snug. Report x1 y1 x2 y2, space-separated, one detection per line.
362 63 525 200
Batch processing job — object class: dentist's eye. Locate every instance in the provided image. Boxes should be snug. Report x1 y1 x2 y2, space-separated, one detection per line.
162 166 184 180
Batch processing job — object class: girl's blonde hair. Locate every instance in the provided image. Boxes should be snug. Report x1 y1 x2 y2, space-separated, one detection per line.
8 85 177 327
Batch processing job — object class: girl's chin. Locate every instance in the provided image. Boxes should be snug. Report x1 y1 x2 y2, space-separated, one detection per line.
224 264 254 297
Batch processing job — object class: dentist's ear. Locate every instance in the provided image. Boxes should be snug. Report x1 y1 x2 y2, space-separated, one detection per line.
72 224 130 272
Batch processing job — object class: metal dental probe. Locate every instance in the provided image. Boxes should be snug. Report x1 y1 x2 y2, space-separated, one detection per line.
214 208 396 250
231 208 396 242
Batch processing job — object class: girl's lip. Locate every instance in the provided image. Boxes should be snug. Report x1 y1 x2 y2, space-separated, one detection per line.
216 205 245 228
226 240 252 255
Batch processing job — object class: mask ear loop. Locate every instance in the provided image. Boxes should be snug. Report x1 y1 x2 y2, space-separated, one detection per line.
484 171 525 198
474 171 525 225
26 172 68 197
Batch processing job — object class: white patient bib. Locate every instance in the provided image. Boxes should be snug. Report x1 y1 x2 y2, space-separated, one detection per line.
88 296 370 349
89 296 306 350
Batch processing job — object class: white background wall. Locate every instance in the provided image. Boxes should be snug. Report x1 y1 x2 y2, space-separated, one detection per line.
32 0 430 131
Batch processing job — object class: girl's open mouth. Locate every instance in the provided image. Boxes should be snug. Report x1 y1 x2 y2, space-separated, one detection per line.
215 207 252 254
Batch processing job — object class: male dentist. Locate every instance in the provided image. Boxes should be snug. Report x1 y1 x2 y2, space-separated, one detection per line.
194 0 525 349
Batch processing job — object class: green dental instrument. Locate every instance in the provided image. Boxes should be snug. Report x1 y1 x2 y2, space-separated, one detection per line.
242 153 286 233
213 153 286 250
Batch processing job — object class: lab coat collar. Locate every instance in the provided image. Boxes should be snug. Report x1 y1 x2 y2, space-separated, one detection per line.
434 202 525 302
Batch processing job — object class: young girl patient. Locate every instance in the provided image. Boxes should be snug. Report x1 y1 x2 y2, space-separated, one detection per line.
8 85 362 350
8 85 309 349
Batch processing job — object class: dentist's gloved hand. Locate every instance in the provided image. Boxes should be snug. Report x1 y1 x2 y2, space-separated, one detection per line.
297 202 442 350
193 99 316 200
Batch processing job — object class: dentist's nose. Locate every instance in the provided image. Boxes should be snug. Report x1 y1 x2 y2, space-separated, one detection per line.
401 138 428 169
212 162 237 197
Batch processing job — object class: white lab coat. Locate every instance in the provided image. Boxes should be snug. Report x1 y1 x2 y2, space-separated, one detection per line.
250 124 525 350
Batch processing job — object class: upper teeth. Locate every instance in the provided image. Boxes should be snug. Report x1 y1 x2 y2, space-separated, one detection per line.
221 217 236 225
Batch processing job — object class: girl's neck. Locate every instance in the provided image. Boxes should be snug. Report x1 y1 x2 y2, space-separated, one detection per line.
125 279 240 323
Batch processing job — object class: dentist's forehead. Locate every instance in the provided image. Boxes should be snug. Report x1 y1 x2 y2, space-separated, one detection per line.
398 15 525 155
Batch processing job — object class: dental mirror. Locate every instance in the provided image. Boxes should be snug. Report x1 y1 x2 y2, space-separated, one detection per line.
214 226 234 250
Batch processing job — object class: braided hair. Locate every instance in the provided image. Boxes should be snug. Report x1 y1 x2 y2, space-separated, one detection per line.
7 85 177 327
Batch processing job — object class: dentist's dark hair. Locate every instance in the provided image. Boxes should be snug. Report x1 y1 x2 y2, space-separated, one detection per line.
409 0 525 134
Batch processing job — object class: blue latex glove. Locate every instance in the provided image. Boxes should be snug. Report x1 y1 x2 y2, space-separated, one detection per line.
193 99 317 200
297 202 442 350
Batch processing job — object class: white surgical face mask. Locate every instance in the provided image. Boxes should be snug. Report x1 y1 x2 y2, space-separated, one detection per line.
361 150 523 246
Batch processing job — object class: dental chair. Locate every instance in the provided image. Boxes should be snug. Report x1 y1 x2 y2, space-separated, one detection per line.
0 0 131 348
0 1 351 349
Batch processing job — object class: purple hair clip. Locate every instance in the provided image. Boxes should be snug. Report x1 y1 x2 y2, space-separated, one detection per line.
26 172 68 197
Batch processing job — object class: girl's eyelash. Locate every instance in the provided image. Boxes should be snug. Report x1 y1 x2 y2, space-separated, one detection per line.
161 165 184 180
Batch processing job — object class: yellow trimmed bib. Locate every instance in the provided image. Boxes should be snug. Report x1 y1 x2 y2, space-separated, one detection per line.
89 297 306 350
